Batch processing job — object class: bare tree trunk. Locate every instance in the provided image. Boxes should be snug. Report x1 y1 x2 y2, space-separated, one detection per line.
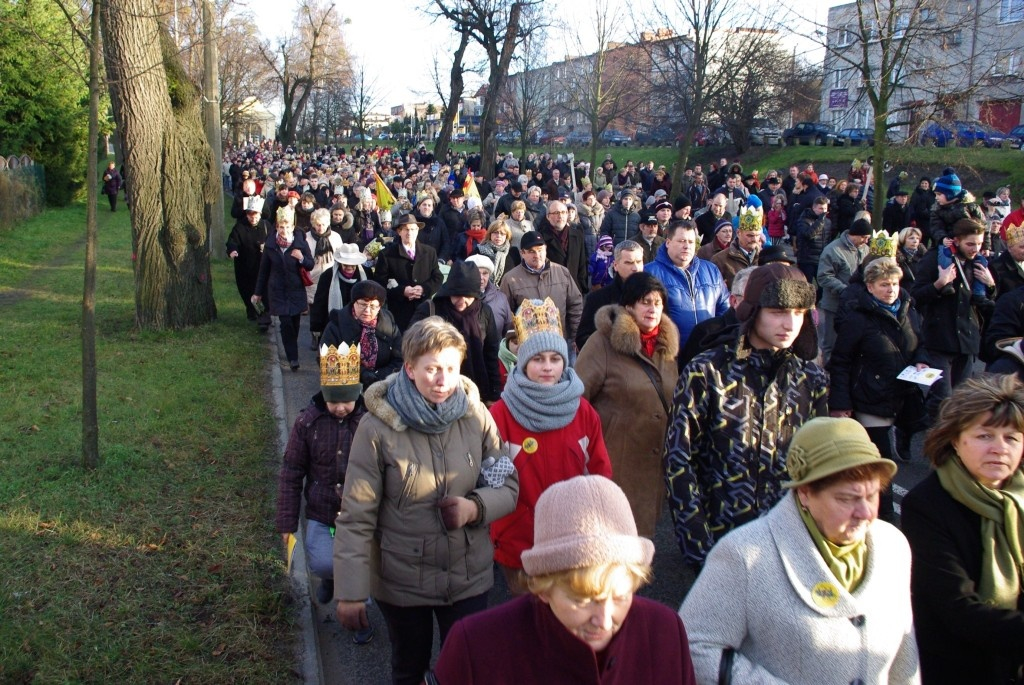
83 0 102 470
479 1 523 181
435 31 469 160
203 0 225 260
102 0 218 329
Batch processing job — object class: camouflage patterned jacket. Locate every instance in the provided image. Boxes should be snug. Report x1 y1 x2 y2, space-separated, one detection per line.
663 332 829 571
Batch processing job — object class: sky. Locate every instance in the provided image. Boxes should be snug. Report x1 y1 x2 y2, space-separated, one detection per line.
238 0 851 112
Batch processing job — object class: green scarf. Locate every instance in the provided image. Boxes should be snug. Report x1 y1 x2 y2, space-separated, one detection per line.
798 499 867 592
936 456 1024 609
498 339 518 374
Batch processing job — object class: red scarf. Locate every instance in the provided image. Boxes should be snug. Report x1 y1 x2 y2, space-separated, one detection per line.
640 326 660 358
464 228 487 257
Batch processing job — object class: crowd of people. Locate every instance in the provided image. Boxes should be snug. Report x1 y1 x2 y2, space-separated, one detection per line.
247 138 1024 684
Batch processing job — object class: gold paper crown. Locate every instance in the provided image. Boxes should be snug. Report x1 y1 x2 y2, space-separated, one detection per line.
319 343 361 388
513 298 563 344
868 229 898 258
738 203 764 233
1007 221 1024 247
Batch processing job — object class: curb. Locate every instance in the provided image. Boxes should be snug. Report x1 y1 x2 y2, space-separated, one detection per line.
266 322 324 685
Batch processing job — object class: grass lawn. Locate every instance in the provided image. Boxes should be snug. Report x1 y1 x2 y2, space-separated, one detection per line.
448 140 1019 193
0 200 295 682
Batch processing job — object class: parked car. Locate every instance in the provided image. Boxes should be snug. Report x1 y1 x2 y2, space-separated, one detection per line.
377 132 390 140
496 131 521 144
634 126 676 146
693 125 732 147
837 127 875 146
782 122 839 146
918 120 1000 147
748 119 782 146
601 129 631 146
465 132 481 144
565 130 593 146
974 123 1018 148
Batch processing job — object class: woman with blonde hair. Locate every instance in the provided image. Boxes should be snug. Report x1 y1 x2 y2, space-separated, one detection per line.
902 374 1024 684
474 219 520 286
334 317 519 685
505 199 533 248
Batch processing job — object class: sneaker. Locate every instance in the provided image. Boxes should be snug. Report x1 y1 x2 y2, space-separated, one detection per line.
353 625 374 645
289 361 300 372
315 579 334 605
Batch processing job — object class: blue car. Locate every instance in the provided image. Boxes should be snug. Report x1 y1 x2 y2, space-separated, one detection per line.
837 128 875 146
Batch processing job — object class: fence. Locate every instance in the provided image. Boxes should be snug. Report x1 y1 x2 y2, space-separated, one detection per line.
0 155 45 231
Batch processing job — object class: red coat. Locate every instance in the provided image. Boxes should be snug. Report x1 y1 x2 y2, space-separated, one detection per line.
433 594 697 684
489 398 612 568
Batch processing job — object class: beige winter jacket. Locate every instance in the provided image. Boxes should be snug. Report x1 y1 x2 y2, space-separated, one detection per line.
333 374 519 607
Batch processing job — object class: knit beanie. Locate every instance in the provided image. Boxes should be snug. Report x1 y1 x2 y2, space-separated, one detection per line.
465 254 495 274
516 330 568 367
934 173 962 200
350 279 386 303
521 475 655 576
849 218 872 236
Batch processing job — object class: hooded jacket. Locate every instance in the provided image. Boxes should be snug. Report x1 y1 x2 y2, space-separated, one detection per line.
599 202 640 244
333 375 519 607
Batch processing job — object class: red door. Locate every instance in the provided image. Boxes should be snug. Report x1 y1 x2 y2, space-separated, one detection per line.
980 100 1022 132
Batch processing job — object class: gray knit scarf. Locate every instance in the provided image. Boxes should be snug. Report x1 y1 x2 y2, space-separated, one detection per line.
386 369 468 434
501 367 584 432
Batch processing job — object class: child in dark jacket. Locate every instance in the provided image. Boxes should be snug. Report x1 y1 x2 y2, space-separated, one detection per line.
588 234 615 290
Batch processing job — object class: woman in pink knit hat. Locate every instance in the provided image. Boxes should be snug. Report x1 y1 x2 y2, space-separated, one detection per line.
431 475 696 684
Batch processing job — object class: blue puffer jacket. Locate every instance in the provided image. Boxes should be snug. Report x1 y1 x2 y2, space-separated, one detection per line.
644 243 729 347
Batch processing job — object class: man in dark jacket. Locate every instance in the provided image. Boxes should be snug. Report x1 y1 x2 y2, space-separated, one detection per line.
575 239 645 350
439 189 468 262
600 189 641 244
793 196 832 284
911 218 996 421
628 213 664 264
694 194 731 246
102 161 123 212
882 190 911 232
538 200 589 294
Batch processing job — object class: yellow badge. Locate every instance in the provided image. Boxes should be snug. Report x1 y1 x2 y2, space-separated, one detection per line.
522 437 538 454
811 581 840 608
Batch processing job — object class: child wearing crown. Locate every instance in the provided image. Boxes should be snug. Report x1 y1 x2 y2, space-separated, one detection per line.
488 298 612 594
275 343 373 642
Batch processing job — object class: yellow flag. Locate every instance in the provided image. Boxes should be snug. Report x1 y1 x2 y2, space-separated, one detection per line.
375 172 396 212
463 171 481 200
285 533 297 573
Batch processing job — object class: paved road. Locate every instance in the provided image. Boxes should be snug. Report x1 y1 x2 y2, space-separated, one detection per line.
266 313 946 684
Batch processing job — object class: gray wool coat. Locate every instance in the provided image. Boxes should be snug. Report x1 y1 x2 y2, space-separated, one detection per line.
680 492 920 685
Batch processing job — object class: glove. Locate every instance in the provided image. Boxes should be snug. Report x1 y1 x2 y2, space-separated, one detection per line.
438 496 479 530
478 455 515 489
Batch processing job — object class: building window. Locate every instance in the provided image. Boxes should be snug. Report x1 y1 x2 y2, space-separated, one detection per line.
919 7 936 22
835 27 853 48
1001 0 1024 23
994 50 1021 75
894 12 909 38
943 30 963 48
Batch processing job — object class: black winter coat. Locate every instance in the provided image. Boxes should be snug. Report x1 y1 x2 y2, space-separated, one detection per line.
882 201 912 232
372 241 443 331
254 232 314 316
992 249 1024 299
984 284 1024 362
902 473 1024 685
929 199 986 247
794 207 833 268
538 223 589 294
834 193 861 234
909 187 935 231
409 299 501 402
827 286 924 417
226 217 268 293
321 305 404 388
911 247 993 355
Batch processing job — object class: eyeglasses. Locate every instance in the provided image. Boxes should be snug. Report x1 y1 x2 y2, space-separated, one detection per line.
353 300 382 311
547 210 568 216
